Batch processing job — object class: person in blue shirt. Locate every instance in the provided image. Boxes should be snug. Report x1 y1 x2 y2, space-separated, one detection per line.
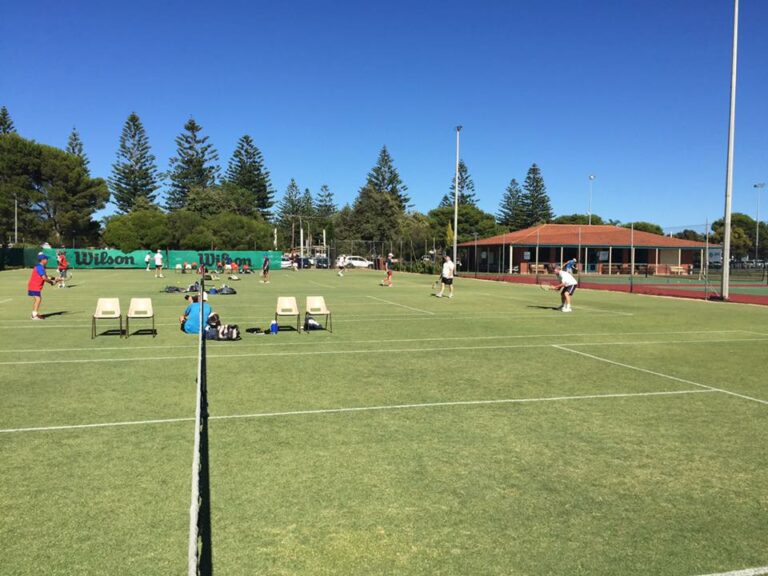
179 292 213 334
564 258 578 273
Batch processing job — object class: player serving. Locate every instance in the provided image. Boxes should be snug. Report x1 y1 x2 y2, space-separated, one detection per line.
548 264 578 312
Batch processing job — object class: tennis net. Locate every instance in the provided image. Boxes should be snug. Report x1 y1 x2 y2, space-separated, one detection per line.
188 275 213 576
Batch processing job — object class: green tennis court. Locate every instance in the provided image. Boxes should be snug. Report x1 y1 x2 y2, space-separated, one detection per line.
1 268 766 575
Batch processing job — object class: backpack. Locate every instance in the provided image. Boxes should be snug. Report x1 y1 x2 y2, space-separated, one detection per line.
218 324 241 341
164 286 183 293
303 315 323 331
219 285 237 295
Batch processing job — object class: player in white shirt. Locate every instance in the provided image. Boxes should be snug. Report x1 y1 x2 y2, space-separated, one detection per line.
154 249 164 278
552 264 578 312
436 255 455 298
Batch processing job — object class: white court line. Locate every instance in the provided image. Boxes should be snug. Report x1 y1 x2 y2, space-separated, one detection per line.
365 295 435 315
308 280 337 289
695 567 768 576
0 389 715 434
0 298 13 304
552 345 768 406
0 329 746 354
1 337 766 366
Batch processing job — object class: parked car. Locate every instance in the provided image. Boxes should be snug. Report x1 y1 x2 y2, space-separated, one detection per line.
315 257 330 269
344 255 374 269
281 256 292 269
295 257 312 269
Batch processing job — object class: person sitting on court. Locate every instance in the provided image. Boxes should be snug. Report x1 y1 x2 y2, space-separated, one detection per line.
180 292 213 334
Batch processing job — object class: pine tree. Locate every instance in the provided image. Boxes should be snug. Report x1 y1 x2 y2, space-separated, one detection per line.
0 106 16 134
439 159 477 208
66 127 90 173
225 135 275 219
497 178 527 230
166 117 219 211
315 185 337 219
365 146 410 211
521 163 553 227
276 179 304 247
109 113 161 213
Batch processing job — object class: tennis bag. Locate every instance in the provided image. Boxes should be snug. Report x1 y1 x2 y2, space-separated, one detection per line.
218 324 241 340
303 315 323 331
219 285 237 295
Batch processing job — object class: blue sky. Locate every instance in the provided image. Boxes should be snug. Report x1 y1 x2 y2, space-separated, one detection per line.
1 0 766 230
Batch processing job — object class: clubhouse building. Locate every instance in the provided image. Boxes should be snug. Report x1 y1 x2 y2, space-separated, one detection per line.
458 224 711 275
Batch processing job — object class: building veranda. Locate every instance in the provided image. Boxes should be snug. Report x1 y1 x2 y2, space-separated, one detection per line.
458 224 711 276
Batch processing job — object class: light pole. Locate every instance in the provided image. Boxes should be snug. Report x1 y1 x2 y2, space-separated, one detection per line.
755 183 766 262
588 174 596 225
721 0 739 300
14 193 18 245
453 125 462 266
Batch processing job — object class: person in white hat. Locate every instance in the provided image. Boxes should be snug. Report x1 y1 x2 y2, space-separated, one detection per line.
382 252 397 287
179 292 211 334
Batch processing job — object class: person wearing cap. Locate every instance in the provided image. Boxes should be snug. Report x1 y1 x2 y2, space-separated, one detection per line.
154 249 164 278
180 292 213 334
552 264 578 312
436 254 455 298
383 252 397 287
337 254 346 277
27 253 58 320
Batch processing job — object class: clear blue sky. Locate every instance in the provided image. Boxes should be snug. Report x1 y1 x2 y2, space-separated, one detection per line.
2 0 766 230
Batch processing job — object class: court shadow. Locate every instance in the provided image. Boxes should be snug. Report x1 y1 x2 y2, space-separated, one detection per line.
41 311 69 318
526 305 562 311
96 329 124 338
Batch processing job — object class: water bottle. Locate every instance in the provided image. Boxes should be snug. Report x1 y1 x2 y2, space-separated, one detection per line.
270 320 278 334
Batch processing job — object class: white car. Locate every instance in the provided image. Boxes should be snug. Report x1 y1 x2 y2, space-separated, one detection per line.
344 255 374 269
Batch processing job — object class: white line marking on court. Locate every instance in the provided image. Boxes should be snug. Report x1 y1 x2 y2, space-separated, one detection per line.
552 345 768 406
0 329 746 354
365 295 435 315
0 298 12 304
2 338 766 366
694 567 768 576
0 389 715 434
308 280 337 289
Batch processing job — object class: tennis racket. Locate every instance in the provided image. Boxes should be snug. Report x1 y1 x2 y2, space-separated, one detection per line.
539 283 554 291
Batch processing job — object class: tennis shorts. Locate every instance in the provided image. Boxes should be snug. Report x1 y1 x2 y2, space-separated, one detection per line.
28 290 41 297
561 285 577 295
442 277 453 285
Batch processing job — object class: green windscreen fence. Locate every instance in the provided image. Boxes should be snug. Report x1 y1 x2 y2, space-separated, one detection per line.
1 248 282 271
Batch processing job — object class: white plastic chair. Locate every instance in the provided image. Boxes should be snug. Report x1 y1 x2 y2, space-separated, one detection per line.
275 296 300 332
126 298 155 338
92 298 122 339
305 296 332 332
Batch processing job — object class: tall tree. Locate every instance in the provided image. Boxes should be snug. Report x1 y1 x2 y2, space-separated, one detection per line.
497 178 527 230
225 135 275 219
0 134 108 246
440 159 477 208
349 184 402 243
315 184 337 220
0 106 15 134
276 179 304 247
66 127 89 173
521 163 553 227
365 146 410 211
621 221 664 235
166 117 219 211
109 113 161 213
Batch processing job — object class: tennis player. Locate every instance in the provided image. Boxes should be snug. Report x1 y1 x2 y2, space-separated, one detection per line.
261 254 271 283
436 255 455 298
383 253 396 287
154 249 164 278
552 264 578 312
28 253 58 320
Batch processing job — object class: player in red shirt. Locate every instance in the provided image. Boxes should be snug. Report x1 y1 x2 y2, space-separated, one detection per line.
56 250 69 288
28 254 58 320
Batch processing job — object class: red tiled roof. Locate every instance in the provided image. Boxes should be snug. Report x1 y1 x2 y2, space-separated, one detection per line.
458 224 709 249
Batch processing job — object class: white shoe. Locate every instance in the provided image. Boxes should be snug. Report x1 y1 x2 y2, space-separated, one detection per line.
561 307 571 313
436 294 443 298
448 294 453 298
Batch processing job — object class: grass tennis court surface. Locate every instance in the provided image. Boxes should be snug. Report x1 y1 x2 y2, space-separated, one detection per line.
1 268 767 576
